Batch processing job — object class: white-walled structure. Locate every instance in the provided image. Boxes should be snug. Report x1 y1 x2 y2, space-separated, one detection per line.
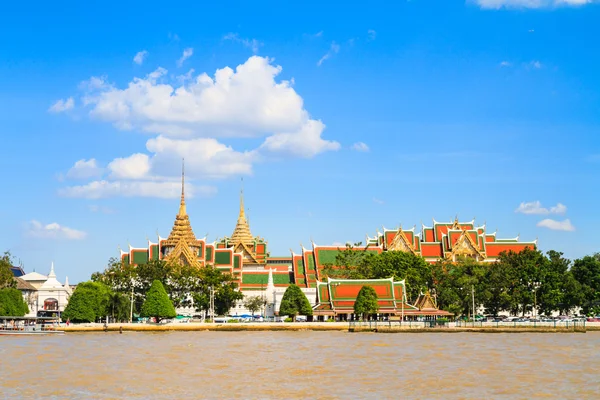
19 262 72 317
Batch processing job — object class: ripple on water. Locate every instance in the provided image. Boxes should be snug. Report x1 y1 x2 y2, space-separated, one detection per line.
1 331 600 399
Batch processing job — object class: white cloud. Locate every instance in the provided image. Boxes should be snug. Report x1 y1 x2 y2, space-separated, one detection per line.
88 205 115 214
27 220 87 240
48 97 74 113
56 56 339 197
260 120 339 158
108 153 151 179
177 48 193 67
475 0 597 9
83 57 314 138
373 197 384 205
317 42 340 66
133 50 148 65
515 201 567 215
59 180 217 199
500 61 512 67
66 159 103 180
351 142 369 152
223 33 263 54
367 30 377 41
529 60 543 69
537 218 575 232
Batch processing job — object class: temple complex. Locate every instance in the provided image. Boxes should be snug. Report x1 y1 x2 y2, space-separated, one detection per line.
292 219 537 289
118 164 536 317
313 278 452 321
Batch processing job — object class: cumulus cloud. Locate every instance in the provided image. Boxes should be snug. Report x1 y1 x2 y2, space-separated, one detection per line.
133 50 148 65
537 218 575 231
515 201 567 215
177 48 193 67
351 142 369 152
55 56 339 198
317 42 340 66
223 33 262 54
108 153 151 179
48 97 74 113
66 158 104 180
367 30 377 41
27 220 87 240
59 180 217 199
474 0 596 9
260 120 339 158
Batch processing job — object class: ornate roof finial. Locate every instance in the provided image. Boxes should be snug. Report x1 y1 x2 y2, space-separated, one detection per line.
49 261 56 278
179 158 186 216
230 177 254 247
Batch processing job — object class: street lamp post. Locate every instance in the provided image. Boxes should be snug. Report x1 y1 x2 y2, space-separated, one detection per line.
472 285 476 324
209 285 215 323
532 281 541 320
129 279 134 323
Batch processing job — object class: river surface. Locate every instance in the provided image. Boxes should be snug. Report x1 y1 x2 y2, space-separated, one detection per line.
1 331 599 399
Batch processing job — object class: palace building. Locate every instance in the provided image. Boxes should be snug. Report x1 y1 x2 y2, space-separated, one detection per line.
118 165 536 316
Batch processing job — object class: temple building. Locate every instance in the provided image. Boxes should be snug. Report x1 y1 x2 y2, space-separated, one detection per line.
19 262 72 317
118 165 536 316
313 278 452 321
119 167 301 315
292 218 537 289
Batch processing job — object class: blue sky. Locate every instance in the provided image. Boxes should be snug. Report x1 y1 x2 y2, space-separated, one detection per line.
1 0 599 283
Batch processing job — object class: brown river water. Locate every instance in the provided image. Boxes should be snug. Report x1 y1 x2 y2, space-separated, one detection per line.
1 331 599 399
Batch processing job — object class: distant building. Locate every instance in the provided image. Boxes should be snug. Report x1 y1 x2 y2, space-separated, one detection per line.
19 263 72 317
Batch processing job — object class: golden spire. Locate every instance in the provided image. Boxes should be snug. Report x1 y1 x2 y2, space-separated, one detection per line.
230 178 253 245
179 158 186 216
163 158 200 267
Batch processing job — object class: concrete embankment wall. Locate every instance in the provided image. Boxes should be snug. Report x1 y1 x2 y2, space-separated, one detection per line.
62 322 600 333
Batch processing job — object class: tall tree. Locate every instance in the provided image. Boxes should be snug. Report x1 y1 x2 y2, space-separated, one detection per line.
0 288 29 316
321 242 372 279
354 286 379 320
244 296 265 316
0 251 17 289
279 284 312 321
362 251 432 301
62 281 111 323
571 254 600 315
141 280 176 323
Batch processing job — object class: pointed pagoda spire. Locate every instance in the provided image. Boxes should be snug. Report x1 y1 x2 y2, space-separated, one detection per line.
163 158 199 266
179 158 186 216
230 178 253 245
49 261 56 278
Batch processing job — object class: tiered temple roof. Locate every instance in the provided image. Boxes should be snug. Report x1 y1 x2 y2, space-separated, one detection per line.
161 163 203 267
313 278 452 318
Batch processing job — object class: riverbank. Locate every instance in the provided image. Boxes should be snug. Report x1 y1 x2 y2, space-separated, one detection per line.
62 322 600 333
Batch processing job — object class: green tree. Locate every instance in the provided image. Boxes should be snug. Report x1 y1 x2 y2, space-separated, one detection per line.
321 242 372 279
191 266 243 316
62 281 111 323
244 296 265 316
363 251 432 301
571 253 600 315
0 287 29 316
140 280 176 323
431 257 487 318
109 292 131 322
278 284 312 321
354 286 379 320
0 251 17 289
